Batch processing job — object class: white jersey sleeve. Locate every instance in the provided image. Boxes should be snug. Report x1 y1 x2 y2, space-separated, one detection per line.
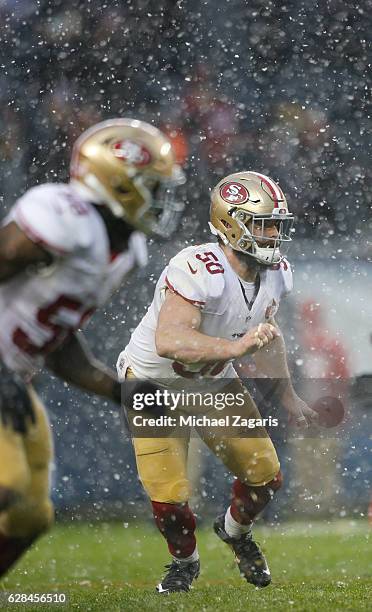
278 258 293 298
265 258 293 318
10 184 89 256
165 245 226 308
128 231 148 268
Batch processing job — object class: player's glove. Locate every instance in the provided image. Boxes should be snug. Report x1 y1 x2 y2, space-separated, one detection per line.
0 361 36 434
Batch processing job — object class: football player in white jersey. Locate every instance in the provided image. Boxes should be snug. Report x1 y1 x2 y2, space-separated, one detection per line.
117 171 318 593
0 118 184 578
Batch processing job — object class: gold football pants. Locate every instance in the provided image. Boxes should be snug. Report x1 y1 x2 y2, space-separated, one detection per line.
0 386 54 538
127 370 280 503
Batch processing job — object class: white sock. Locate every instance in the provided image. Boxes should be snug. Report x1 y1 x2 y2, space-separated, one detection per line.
173 546 199 564
224 507 252 539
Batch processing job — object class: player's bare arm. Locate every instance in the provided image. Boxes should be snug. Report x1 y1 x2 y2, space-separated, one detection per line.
45 332 120 404
155 289 279 364
253 318 318 426
0 222 52 282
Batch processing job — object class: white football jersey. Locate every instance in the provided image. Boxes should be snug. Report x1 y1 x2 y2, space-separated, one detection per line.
118 242 292 387
0 183 147 378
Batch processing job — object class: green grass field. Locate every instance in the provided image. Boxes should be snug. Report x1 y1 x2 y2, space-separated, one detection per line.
0 520 371 611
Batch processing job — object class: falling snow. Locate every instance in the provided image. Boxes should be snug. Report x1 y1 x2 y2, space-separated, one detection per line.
0 0 371 543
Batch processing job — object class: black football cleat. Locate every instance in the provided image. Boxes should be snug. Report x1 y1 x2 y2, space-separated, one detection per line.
213 514 271 587
156 559 200 594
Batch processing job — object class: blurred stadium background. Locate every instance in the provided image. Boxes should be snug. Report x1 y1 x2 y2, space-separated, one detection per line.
0 0 371 528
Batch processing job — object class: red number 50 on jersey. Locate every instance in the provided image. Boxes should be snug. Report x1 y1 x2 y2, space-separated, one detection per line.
195 251 224 275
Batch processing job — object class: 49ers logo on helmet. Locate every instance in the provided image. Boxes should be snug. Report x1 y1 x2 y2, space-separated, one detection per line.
113 140 152 166
220 181 249 204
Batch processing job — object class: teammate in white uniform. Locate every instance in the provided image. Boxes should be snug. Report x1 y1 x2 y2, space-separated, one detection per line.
0 118 184 578
117 171 318 593
0 183 148 378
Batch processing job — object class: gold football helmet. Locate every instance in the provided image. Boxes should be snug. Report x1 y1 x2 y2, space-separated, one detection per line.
70 118 185 236
209 171 294 265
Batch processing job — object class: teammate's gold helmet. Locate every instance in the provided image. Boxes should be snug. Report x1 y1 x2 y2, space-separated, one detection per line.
210 171 294 265
70 118 185 236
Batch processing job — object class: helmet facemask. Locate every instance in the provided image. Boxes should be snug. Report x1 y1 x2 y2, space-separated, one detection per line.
139 166 186 238
232 208 294 265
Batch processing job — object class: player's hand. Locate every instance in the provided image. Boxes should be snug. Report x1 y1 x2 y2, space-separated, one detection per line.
0 362 36 434
236 323 280 356
284 394 319 428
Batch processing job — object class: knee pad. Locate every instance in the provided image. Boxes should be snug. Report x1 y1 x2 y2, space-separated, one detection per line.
140 474 191 504
242 443 280 487
0 463 30 499
218 436 280 487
